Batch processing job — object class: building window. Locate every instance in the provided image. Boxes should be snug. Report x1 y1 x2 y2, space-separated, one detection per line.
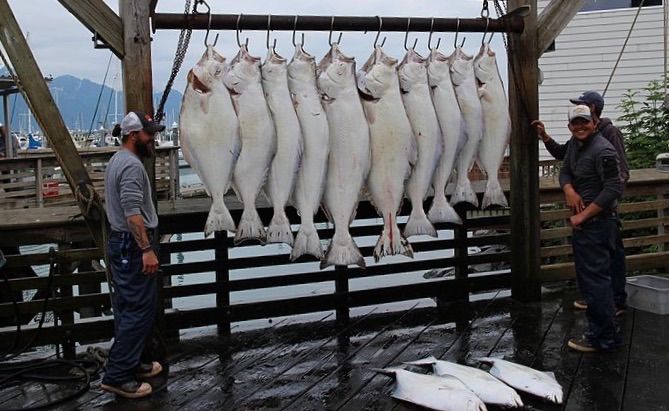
581 0 662 12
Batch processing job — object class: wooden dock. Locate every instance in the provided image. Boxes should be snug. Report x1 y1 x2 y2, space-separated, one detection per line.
1 283 666 410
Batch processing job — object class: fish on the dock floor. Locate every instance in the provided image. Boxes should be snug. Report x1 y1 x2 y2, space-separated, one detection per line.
474 43 511 209
374 367 488 411
406 356 524 408
179 46 240 236
476 357 563 404
358 46 415 262
288 43 330 260
318 43 370 268
224 44 276 245
262 47 303 246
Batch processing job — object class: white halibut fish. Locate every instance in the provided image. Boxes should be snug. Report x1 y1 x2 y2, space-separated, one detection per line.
399 48 442 238
318 43 370 269
450 47 483 207
224 45 276 244
179 46 240 236
358 46 416 262
288 44 329 260
406 356 524 408
262 47 303 246
477 357 563 404
474 43 511 208
427 48 464 224
374 368 488 411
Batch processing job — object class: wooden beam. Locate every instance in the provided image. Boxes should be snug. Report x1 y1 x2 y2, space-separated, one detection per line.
120 0 157 201
536 0 586 56
508 0 541 302
0 0 105 248
57 0 124 58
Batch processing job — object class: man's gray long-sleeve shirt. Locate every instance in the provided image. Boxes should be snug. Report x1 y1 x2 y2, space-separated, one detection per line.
559 132 622 211
104 149 158 232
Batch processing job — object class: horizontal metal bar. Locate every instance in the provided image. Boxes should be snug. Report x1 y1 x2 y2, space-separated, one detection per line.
152 13 524 34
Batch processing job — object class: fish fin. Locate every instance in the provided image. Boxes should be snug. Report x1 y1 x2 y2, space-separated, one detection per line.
478 85 494 103
204 196 236 236
321 231 365 269
408 133 418 167
290 222 324 261
321 204 334 224
403 356 438 366
234 208 267 245
373 217 413 263
451 176 479 207
266 210 294 246
544 371 557 379
428 195 463 224
482 178 508 209
404 209 438 238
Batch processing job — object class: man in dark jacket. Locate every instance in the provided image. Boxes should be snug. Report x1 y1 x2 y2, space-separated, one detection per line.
532 91 627 315
561 105 623 352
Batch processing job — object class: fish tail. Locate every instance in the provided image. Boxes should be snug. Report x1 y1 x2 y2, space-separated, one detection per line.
321 230 365 269
373 216 413 263
404 208 438 238
234 207 267 245
481 178 508 209
266 210 294 246
290 222 323 261
427 194 463 225
451 177 479 207
204 197 236 236
403 356 438 366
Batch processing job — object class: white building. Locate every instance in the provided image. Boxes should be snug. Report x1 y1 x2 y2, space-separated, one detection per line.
538 0 666 159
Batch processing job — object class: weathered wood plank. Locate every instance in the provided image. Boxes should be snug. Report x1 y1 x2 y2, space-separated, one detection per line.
536 0 587 55
540 251 669 281
57 0 124 58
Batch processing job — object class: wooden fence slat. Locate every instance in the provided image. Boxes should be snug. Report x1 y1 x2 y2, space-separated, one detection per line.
541 251 669 282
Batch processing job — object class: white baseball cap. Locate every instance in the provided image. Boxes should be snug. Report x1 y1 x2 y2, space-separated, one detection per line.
568 105 592 122
114 111 165 136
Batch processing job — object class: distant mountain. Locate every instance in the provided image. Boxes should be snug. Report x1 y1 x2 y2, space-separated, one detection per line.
0 72 182 131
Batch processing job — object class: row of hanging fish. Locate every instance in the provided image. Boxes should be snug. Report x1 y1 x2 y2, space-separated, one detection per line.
178 40 511 267
375 356 563 410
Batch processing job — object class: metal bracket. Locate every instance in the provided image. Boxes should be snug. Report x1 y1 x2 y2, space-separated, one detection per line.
92 32 110 49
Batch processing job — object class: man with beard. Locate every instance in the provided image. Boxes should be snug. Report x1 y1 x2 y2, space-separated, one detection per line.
101 111 164 398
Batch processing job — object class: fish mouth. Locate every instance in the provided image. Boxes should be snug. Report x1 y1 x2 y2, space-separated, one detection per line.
358 88 379 102
320 93 335 103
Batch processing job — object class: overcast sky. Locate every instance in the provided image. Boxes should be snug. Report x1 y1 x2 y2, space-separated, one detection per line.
3 0 509 97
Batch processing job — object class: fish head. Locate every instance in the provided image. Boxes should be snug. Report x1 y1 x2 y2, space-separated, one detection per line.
261 48 288 82
223 44 261 94
357 46 398 100
317 43 356 101
287 44 317 83
426 48 451 87
449 47 475 86
398 49 427 93
188 46 227 94
473 43 498 84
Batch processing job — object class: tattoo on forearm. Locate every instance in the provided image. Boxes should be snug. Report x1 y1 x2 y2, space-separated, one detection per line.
128 217 150 250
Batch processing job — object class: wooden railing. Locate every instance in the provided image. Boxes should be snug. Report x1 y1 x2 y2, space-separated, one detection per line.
0 146 180 209
0 168 667 355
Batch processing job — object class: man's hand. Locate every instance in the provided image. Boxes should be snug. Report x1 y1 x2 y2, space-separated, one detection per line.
531 120 550 142
563 185 585 213
569 213 586 229
142 249 159 275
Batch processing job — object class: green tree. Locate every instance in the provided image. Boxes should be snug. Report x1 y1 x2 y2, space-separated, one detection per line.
617 79 669 169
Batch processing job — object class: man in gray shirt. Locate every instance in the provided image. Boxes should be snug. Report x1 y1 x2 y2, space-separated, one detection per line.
101 111 164 398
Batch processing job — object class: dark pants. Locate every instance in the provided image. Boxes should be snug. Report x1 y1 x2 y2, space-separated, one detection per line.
102 232 157 385
611 228 627 307
572 216 622 350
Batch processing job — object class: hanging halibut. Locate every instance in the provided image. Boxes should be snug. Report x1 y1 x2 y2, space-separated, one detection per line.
476 357 563 404
374 368 488 411
474 43 510 208
358 46 416 262
179 46 240 236
450 47 483 207
318 43 370 269
288 44 329 260
406 356 524 408
262 47 303 246
427 48 464 224
224 45 276 244
398 48 442 238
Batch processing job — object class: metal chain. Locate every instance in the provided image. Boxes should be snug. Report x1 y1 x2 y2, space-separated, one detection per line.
154 0 196 123
481 0 490 18
493 0 507 49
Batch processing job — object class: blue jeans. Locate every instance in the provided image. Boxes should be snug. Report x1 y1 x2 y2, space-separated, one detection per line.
102 232 157 385
572 216 622 350
611 226 627 307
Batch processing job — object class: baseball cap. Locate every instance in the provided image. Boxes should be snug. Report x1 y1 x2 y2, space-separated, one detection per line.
569 90 604 113
568 105 593 122
113 111 165 136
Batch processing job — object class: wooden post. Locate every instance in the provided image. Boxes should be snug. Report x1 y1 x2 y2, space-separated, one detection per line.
2 94 12 158
509 0 542 302
215 232 231 337
35 158 43 207
536 0 587 56
0 0 104 247
334 265 349 327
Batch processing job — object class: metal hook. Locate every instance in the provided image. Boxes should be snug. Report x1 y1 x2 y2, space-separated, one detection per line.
374 16 387 48
266 15 277 50
454 18 466 48
292 15 305 47
328 16 342 46
482 17 494 44
236 14 248 48
200 0 218 47
428 17 441 51
403 17 418 51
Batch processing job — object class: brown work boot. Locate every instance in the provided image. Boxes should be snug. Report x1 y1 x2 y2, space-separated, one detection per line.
101 380 152 399
567 336 598 353
573 300 588 310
